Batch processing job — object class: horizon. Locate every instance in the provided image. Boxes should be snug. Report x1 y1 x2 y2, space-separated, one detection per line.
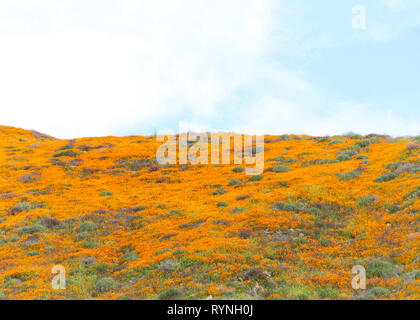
1 124 419 140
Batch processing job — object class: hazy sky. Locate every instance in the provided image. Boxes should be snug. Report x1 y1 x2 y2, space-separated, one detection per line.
0 0 419 138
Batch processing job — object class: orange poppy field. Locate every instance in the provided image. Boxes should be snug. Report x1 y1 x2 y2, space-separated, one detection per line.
0 125 418 300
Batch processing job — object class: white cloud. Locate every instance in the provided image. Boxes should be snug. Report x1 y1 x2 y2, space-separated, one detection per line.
368 25 394 42
0 1 418 138
234 100 419 137
0 0 291 138
366 0 420 42
386 0 407 12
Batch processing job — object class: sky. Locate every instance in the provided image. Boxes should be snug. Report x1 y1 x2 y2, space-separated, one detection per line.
0 0 419 138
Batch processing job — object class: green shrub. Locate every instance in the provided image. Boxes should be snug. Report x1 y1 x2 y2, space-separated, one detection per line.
5 271 37 283
55 145 73 151
18 224 46 235
272 156 285 161
121 206 148 213
242 268 270 281
82 240 98 249
357 195 379 207
354 138 379 148
356 155 369 160
26 251 40 256
282 285 313 300
271 201 300 212
293 236 307 244
79 222 98 232
228 179 243 186
370 287 391 297
342 148 360 156
159 210 182 219
100 191 113 197
385 162 400 171
229 207 248 214
406 186 420 200
315 137 330 143
9 236 19 242
405 270 420 281
158 288 183 300
338 170 362 181
213 189 228 195
319 159 339 165
342 133 364 139
357 287 391 299
248 175 263 182
95 277 119 293
113 158 154 171
172 249 186 256
336 154 352 162
217 202 228 208
122 251 138 262
232 167 245 173
317 287 339 299
11 202 44 214
366 259 398 279
76 232 90 241
272 165 291 173
283 158 298 164
11 202 32 214
306 207 321 215
374 172 398 183
53 150 80 158
158 259 180 272
18 174 40 183
329 139 344 145
302 159 338 167
356 293 376 300
276 181 289 188
319 238 331 246
95 264 110 274
387 204 400 213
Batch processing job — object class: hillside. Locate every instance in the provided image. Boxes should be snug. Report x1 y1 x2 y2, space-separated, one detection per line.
0 125 418 300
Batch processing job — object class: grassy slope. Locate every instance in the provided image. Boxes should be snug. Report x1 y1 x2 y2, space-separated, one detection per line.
0 125 418 300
